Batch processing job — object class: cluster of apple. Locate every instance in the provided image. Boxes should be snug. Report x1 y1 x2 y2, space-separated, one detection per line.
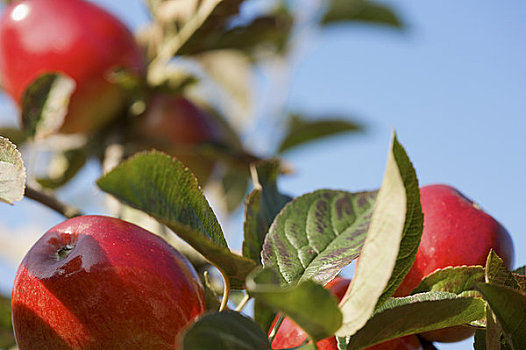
0 0 223 184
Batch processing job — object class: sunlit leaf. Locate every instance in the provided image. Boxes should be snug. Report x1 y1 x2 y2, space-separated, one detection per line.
97 151 256 289
21 73 75 139
485 250 520 290
0 136 26 204
336 133 422 337
412 265 485 295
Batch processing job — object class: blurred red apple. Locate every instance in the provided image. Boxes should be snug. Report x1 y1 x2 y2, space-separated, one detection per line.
11 215 205 349
395 184 514 342
131 94 221 184
0 0 144 134
270 277 422 349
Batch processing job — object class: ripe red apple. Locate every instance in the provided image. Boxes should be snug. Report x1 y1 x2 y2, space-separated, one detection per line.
394 184 515 342
0 0 144 134
11 215 205 349
270 277 422 349
131 94 221 184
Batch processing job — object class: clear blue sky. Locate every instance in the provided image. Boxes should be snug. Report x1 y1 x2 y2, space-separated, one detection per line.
0 1 525 349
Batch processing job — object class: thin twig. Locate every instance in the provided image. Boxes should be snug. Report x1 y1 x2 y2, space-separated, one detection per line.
25 185 83 219
235 293 251 312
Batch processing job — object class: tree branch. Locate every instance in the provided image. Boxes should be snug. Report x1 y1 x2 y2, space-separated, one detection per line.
24 185 83 219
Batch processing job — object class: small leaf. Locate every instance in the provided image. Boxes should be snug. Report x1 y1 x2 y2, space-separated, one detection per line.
477 283 526 349
0 136 26 204
345 292 486 348
181 310 271 350
21 73 76 139
336 133 423 337
485 250 520 290
243 159 292 264
278 114 363 154
262 189 377 286
97 151 256 289
0 295 15 348
412 266 485 295
36 149 87 189
321 0 403 29
246 268 342 342
514 266 526 276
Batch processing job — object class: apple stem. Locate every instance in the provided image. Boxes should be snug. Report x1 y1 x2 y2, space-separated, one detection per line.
218 269 230 312
234 293 251 312
25 185 83 218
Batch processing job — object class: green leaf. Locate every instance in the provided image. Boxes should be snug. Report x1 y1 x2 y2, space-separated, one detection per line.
412 266 485 295
514 266 526 276
21 73 75 139
336 133 423 337
345 292 486 348
181 310 270 350
254 299 276 335
278 114 363 154
246 268 342 342
512 266 526 292
221 165 249 213
243 159 291 264
97 151 256 289
0 136 26 204
321 0 403 29
477 283 526 349
0 127 29 146
474 329 487 350
0 295 15 348
36 149 87 189
262 189 377 286
485 250 520 290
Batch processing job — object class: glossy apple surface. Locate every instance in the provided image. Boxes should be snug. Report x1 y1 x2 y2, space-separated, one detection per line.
394 184 514 343
11 215 205 350
132 94 220 184
0 0 144 134
270 277 422 350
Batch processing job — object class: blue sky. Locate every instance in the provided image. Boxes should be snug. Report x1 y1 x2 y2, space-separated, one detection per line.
0 1 525 349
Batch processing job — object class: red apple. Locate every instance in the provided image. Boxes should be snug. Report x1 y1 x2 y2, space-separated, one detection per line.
0 0 144 134
270 277 422 349
131 94 221 184
11 215 205 349
394 184 515 342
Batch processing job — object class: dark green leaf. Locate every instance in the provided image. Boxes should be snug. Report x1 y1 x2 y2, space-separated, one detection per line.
181 310 270 350
0 136 26 204
477 283 526 349
278 114 363 154
337 133 422 337
486 250 520 290
321 0 403 29
221 166 249 212
0 295 15 348
254 299 276 334
412 266 485 295
21 73 75 138
0 127 28 146
262 189 377 286
485 304 503 350
243 159 292 264
345 292 485 348
37 149 87 189
474 329 487 350
247 268 342 342
514 266 526 276
97 151 256 289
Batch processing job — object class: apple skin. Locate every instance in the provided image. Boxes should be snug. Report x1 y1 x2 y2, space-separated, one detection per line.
394 184 515 342
11 215 205 350
270 277 422 350
0 0 144 134
131 94 221 184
